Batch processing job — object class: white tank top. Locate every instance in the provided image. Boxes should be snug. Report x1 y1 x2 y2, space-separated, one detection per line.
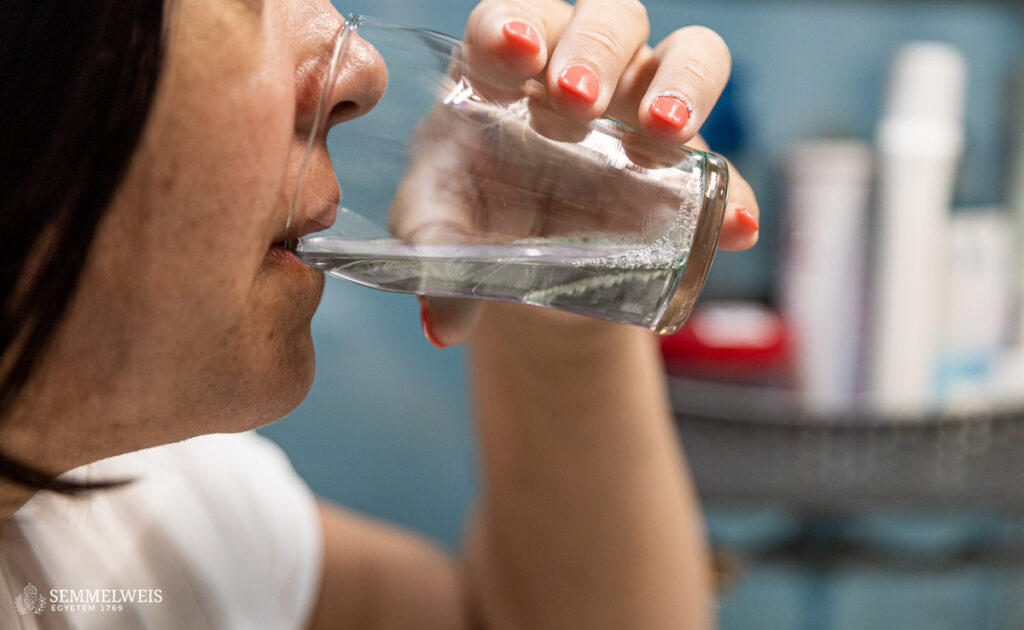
0 432 322 629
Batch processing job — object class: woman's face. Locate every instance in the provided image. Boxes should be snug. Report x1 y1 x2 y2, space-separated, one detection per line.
18 0 385 456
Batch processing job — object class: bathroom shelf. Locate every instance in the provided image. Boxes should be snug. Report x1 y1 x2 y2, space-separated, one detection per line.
670 378 1024 512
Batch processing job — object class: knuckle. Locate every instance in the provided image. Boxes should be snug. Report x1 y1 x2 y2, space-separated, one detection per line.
610 0 649 25
468 0 524 26
677 25 731 66
466 4 487 35
660 27 732 108
573 26 629 62
466 0 506 40
468 0 498 21
685 57 720 96
681 25 726 48
477 0 511 11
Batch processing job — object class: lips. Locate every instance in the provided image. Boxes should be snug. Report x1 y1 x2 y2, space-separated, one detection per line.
272 158 341 247
274 143 342 249
264 197 336 272
272 200 338 249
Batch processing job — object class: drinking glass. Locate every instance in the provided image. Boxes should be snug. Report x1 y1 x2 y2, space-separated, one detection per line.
287 15 729 333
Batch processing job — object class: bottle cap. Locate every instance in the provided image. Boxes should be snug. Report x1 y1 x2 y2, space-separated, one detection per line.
883 41 967 124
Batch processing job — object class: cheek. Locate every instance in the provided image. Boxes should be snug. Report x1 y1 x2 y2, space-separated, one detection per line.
93 33 308 386
132 62 297 315
41 0 332 436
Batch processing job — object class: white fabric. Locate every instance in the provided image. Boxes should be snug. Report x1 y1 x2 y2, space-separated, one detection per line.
0 432 323 630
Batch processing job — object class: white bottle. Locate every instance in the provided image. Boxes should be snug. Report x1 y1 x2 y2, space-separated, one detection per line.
780 140 873 414
939 208 1011 406
868 42 967 416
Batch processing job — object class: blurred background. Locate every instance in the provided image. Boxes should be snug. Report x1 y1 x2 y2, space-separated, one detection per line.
260 0 1024 628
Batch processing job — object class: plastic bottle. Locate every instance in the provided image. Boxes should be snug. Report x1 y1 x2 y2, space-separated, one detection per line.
868 42 967 416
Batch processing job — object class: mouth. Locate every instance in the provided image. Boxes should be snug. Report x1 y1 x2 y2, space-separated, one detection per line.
266 196 339 269
272 196 339 248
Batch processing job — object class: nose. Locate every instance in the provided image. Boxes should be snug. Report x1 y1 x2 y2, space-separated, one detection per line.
321 31 388 129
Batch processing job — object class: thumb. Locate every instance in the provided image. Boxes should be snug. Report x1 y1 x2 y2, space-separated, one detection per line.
419 295 485 348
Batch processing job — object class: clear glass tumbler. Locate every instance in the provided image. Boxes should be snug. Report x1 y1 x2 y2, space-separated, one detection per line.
287 15 729 333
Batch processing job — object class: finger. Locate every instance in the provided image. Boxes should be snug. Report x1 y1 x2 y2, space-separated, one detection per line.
388 126 477 244
546 0 650 118
420 296 484 348
464 0 572 81
719 203 760 251
392 109 529 348
680 135 758 251
635 26 732 144
718 163 759 251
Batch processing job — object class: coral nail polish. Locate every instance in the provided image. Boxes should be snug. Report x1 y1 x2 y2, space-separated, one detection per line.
648 94 691 130
502 21 541 55
734 207 759 233
557 64 600 104
419 296 447 349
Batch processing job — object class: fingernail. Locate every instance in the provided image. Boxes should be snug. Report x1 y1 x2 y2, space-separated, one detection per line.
419 296 447 349
734 207 759 233
502 21 541 55
648 94 691 130
557 64 600 104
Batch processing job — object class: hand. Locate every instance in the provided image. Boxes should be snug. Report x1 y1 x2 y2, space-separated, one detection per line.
409 0 759 347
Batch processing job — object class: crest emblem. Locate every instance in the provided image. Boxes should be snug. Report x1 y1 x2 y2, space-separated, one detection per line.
14 582 46 615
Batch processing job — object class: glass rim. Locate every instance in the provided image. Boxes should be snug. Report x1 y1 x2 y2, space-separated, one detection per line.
286 14 465 243
651 151 729 334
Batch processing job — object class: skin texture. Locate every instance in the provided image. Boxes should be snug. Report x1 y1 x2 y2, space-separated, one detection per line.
1 0 758 628
0 0 364 493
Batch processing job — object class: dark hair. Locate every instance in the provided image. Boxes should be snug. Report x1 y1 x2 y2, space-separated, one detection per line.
0 2 166 493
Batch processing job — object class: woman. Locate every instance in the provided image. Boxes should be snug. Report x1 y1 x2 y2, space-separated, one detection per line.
0 0 759 628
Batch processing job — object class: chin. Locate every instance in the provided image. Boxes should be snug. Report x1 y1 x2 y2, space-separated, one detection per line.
203 324 319 436
260 331 318 427
278 335 318 417
181 266 326 437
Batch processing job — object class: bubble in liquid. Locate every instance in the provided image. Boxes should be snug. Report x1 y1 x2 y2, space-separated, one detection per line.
571 193 700 271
